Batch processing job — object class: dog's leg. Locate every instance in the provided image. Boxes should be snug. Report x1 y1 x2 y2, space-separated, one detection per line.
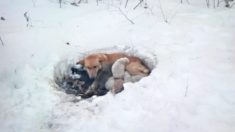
111 58 130 94
112 78 124 94
81 83 95 98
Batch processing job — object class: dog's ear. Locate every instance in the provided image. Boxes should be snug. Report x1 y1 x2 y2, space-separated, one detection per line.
98 54 108 63
77 59 85 65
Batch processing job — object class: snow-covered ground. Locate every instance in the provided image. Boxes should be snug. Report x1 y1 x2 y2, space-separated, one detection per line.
0 0 235 132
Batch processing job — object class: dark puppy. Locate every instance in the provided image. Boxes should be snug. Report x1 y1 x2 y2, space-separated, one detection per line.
81 64 113 98
71 65 94 90
66 65 94 95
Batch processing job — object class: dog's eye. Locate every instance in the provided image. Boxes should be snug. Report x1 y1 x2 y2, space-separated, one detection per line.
93 66 97 69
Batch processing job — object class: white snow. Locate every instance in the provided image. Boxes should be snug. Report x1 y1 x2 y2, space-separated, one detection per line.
0 0 235 132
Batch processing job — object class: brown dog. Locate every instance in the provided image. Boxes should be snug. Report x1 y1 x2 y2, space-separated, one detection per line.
77 53 149 78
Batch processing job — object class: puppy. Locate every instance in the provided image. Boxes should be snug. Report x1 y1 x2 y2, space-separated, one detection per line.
70 64 94 90
77 52 149 78
81 64 113 98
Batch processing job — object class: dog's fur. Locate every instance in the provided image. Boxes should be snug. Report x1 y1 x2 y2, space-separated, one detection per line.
81 64 113 98
112 57 130 78
63 65 94 96
77 52 149 78
106 57 148 94
111 57 129 94
71 65 94 90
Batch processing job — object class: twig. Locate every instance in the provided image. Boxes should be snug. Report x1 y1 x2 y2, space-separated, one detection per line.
59 0 62 8
120 0 123 6
1 16 5 21
158 0 168 23
217 0 220 7
206 0 210 8
118 8 135 24
24 12 32 27
167 2 182 24
213 0 216 8
78 0 82 4
24 12 29 22
134 0 143 10
31 0 36 7
125 0 129 8
231 2 235 7
184 78 189 97
71 2 79 6
0 36 4 46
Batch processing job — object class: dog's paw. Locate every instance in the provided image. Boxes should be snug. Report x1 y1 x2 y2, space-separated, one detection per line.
112 79 124 94
81 89 94 99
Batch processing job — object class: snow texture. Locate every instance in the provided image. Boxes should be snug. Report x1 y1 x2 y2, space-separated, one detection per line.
0 0 235 132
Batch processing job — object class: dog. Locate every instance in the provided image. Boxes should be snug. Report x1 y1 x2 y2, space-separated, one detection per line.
70 64 94 91
62 64 94 96
77 52 149 78
81 64 113 98
80 57 149 98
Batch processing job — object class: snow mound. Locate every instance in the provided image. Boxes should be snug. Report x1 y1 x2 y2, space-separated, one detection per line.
53 45 157 98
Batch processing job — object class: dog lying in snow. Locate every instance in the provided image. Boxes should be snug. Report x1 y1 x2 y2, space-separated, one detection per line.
70 64 94 90
77 52 149 78
63 64 94 95
81 64 112 98
82 57 149 97
71 55 150 98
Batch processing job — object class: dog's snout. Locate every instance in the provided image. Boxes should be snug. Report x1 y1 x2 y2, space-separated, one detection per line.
87 69 98 79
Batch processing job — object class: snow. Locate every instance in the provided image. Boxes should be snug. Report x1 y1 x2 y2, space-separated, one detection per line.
1 0 235 132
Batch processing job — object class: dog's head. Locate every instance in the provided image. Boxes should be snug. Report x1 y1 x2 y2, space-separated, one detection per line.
77 53 108 78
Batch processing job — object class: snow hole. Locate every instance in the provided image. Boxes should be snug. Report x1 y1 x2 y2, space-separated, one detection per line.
53 45 157 100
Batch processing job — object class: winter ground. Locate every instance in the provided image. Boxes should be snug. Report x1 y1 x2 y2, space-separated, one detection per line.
0 0 235 132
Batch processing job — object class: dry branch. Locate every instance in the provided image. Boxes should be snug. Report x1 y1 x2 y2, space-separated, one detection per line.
184 78 189 97
118 8 135 24
59 0 62 8
134 0 143 10
206 0 210 8
1 16 5 21
125 0 129 8
159 0 168 23
24 12 32 27
0 36 4 46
